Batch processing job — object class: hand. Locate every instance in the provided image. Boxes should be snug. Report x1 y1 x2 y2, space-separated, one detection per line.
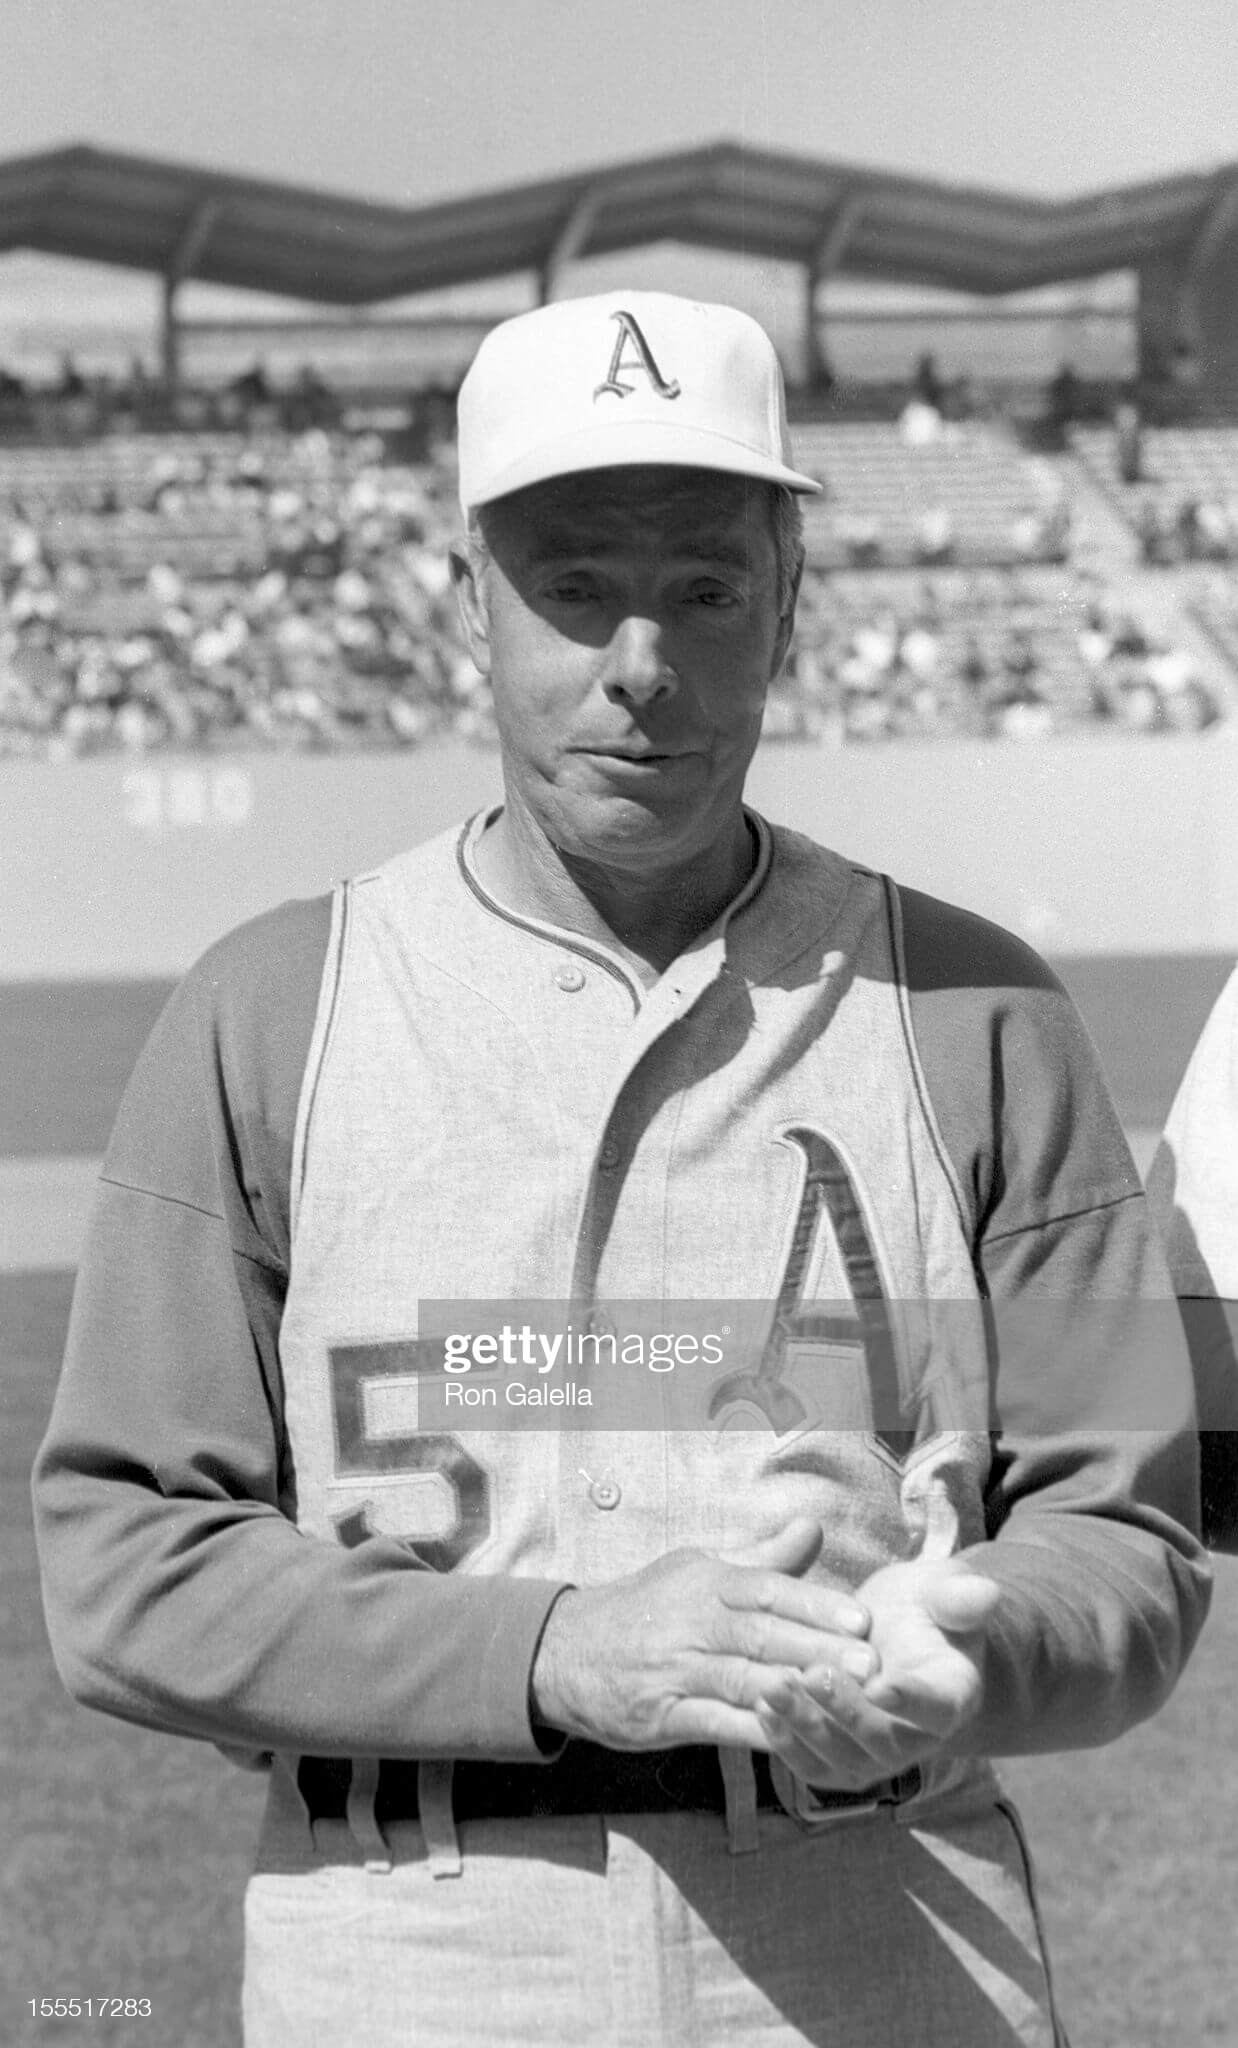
531 1516 876 1752
755 1488 1001 1790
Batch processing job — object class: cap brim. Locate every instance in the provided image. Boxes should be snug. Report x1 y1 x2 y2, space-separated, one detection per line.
463 420 822 508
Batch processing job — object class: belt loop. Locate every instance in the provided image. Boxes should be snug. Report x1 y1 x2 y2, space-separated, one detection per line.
283 1751 316 1826
418 1760 462 1879
718 1746 760 1856
346 1756 393 1873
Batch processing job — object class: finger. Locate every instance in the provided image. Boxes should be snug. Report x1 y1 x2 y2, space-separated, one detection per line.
757 1711 880 1790
755 1685 898 1787
723 1516 824 1578
762 1667 895 1761
720 1569 871 1640
776 1662 956 1760
860 1662 976 1734
922 1570 1002 1634
716 1610 877 1680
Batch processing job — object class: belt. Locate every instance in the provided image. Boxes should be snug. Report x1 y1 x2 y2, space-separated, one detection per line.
298 1746 921 1825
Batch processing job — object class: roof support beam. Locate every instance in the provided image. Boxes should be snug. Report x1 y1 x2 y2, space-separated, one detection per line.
803 195 863 385
1181 173 1238 348
160 197 223 396
168 195 224 285
159 274 181 398
537 184 608 303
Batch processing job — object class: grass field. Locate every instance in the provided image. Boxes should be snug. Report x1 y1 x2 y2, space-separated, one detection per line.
5 955 1238 2046
4 1274 257 2048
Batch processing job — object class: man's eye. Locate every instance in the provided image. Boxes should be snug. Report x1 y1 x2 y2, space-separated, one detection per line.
543 579 597 604
686 583 742 608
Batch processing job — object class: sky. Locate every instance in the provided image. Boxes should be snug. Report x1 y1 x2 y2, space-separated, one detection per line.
1 0 1235 339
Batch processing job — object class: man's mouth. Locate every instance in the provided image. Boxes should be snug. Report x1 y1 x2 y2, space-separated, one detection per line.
575 744 695 763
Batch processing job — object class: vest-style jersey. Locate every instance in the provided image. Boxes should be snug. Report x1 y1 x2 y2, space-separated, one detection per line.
278 812 994 1800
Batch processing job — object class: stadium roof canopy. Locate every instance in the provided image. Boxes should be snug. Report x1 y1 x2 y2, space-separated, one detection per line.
1 137 1233 304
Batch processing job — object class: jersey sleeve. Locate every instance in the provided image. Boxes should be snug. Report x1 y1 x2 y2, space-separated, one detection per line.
1146 963 1238 1549
897 884 1212 1754
31 898 566 1764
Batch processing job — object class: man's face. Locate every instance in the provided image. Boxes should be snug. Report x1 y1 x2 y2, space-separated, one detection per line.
452 466 799 875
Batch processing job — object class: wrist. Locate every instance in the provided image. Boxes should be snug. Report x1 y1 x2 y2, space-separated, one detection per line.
529 1586 585 1739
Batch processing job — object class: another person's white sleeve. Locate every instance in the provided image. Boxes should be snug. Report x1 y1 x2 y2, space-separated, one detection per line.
1149 966 1238 1296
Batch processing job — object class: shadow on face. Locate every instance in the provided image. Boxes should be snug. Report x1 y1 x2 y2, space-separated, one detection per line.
474 464 794 627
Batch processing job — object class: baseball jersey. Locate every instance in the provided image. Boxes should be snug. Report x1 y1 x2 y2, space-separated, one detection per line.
35 811 1209 1780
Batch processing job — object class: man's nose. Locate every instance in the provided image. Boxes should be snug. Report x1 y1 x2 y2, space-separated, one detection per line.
600 615 678 706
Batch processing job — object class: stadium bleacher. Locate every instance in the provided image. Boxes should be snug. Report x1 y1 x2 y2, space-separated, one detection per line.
1184 569 1238 675
794 421 1072 570
1074 424 1238 563
1 418 1233 754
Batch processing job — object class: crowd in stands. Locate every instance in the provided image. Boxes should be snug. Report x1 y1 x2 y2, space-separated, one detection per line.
0 430 492 755
1133 493 1238 567
0 415 1229 756
770 570 1223 742
1073 422 1238 566
797 414 1074 574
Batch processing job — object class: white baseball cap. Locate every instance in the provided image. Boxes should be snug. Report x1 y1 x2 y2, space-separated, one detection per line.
456 289 822 511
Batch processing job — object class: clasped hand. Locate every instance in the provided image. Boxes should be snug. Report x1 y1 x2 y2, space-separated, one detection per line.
531 1490 1000 1790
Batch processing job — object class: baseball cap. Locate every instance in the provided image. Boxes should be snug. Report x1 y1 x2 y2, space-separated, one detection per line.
456 289 822 511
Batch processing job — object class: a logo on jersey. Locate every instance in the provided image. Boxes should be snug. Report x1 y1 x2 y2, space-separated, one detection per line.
707 1125 917 1463
594 309 683 401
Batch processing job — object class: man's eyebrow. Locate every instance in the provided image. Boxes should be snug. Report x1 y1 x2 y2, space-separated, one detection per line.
668 538 756 573
520 531 756 573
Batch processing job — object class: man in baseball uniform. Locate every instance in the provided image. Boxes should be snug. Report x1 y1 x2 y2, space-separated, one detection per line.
35 292 1209 2047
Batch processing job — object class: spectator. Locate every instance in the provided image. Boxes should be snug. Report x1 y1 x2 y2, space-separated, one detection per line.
230 360 272 407
0 364 29 424
838 512 884 566
57 354 87 401
914 505 955 564
1115 400 1144 485
899 398 943 447
913 349 945 410
1169 337 1202 396
1135 496 1176 566
1176 499 1204 561
286 364 338 433
1046 360 1080 433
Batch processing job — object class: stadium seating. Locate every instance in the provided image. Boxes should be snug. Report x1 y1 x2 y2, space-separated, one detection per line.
1184 570 1238 675
1073 425 1238 563
0 426 1228 755
792 422 1071 570
768 565 1222 741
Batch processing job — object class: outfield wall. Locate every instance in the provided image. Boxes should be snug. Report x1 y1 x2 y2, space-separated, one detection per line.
5 733 1238 980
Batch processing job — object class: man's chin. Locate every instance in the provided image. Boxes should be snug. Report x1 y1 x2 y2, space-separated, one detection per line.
546 776 727 860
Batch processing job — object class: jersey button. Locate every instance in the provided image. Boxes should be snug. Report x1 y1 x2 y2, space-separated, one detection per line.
553 961 586 992
589 1479 621 1511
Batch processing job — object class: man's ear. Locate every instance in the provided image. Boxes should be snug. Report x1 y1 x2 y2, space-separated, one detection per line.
449 541 492 679
770 553 804 679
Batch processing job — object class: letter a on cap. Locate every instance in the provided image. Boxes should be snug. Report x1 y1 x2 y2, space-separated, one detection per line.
594 309 682 402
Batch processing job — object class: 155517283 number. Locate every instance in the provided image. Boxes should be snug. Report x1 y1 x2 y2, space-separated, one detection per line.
28 1998 152 2019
